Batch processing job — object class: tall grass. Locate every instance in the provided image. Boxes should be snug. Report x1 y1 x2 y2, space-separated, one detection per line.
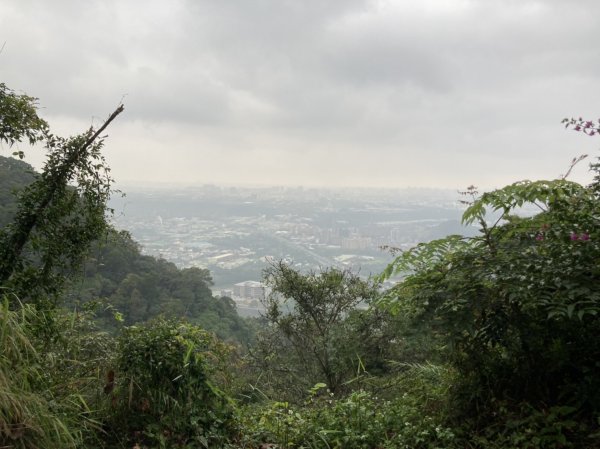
0 297 78 448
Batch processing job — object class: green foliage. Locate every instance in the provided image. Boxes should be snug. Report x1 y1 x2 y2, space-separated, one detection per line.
466 404 598 449
461 179 585 226
377 235 469 284
0 156 36 228
0 87 122 308
0 298 78 448
0 297 116 448
0 132 114 305
0 83 48 148
0 83 124 446
70 228 253 342
239 364 456 449
105 318 236 448
253 262 379 397
380 161 600 444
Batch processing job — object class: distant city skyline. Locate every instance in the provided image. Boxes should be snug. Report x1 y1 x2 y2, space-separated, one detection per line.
109 185 474 293
2 1 600 189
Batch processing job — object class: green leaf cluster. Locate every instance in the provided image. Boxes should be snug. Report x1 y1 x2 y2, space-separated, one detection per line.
380 164 600 443
251 262 381 398
105 318 236 448
0 83 48 148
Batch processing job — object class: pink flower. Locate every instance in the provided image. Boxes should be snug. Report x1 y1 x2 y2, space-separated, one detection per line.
581 233 590 241
535 234 544 241
570 233 579 241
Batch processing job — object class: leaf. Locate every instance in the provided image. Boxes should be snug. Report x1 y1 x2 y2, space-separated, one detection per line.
566 304 575 319
462 180 586 225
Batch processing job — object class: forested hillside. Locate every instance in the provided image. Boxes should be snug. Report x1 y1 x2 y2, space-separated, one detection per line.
0 154 252 342
2 84 600 449
0 155 35 227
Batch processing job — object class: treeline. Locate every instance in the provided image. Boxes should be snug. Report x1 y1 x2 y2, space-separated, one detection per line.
73 229 253 342
0 156 35 227
1 82 600 449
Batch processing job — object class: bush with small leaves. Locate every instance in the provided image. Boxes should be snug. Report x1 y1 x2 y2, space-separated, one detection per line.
105 318 236 448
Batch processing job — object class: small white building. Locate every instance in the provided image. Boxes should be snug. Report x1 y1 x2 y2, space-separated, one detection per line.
233 281 266 300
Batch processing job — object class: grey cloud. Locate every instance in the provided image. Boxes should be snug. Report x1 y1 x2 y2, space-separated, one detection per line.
2 0 600 188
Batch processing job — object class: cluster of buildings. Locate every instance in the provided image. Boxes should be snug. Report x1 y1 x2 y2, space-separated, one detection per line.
111 186 466 312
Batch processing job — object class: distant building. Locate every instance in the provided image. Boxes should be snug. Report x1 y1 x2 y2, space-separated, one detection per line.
341 237 372 250
233 281 266 300
220 289 233 298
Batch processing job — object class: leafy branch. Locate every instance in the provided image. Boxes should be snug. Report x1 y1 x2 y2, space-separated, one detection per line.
0 103 124 303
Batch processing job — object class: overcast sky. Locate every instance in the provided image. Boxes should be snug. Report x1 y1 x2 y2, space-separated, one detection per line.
2 0 600 189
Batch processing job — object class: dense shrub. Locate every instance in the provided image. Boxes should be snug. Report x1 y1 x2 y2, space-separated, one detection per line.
104 318 236 448
380 176 600 446
239 364 456 449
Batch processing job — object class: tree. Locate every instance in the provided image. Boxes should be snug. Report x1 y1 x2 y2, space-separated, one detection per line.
256 261 378 395
0 83 123 306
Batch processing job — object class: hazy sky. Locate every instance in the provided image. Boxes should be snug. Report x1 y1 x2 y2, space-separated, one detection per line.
2 0 600 189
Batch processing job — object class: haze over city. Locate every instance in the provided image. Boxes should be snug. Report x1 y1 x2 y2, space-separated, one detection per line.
2 0 600 189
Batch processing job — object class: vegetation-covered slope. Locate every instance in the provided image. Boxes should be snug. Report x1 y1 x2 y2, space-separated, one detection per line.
0 154 252 342
0 156 35 227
